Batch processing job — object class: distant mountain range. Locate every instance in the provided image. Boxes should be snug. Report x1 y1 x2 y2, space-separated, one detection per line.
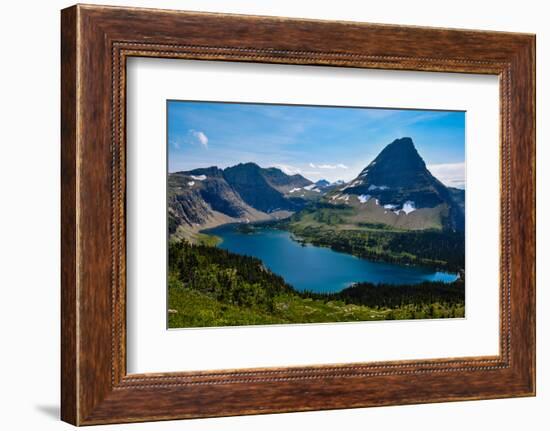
168 163 314 240
168 137 465 241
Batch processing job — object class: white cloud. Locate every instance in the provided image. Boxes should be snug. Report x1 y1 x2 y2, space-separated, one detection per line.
309 163 348 170
189 129 209 148
272 164 351 183
274 164 302 176
273 165 322 177
427 162 465 188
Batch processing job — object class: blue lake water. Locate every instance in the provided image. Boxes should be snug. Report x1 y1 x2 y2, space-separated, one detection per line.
207 224 458 293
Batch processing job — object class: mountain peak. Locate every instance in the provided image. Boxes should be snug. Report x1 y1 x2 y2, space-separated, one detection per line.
315 179 331 188
384 137 417 157
333 137 464 230
389 136 414 148
236 162 261 170
182 166 224 177
341 138 447 206
375 137 424 165
355 137 425 180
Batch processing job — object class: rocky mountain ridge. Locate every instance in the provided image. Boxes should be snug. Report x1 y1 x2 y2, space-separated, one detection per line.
168 137 465 241
325 137 464 231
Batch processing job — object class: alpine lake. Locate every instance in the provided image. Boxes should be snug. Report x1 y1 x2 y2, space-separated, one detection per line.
205 222 458 294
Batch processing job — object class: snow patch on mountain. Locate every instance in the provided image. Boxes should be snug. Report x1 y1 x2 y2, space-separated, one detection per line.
357 194 371 203
341 179 363 191
368 184 389 191
190 175 207 181
402 201 416 214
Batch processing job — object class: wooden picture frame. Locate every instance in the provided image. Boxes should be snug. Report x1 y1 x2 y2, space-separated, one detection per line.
61 4 535 425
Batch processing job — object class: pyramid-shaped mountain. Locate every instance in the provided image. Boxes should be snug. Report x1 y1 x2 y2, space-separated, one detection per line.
339 137 464 231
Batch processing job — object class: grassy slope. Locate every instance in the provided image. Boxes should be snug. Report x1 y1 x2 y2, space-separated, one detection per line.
322 196 446 231
169 288 386 327
167 241 464 328
171 228 222 246
282 204 464 272
168 286 464 328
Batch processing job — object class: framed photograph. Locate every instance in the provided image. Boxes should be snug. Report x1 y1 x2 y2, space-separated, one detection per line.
165 101 466 329
61 4 535 425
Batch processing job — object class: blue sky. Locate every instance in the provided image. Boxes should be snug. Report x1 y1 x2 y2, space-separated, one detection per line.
168 101 466 188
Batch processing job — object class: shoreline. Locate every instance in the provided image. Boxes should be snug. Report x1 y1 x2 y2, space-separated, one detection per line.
199 220 461 285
